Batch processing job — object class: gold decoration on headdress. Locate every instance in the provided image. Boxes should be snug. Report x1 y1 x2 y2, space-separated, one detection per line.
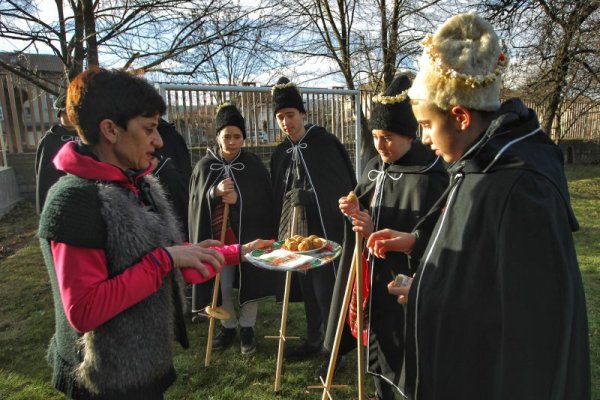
422 33 509 88
271 81 297 94
216 102 235 112
372 89 409 105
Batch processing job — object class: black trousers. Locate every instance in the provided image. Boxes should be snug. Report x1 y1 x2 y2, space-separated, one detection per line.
298 261 336 344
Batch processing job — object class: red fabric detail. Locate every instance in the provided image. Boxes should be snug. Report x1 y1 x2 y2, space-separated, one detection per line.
180 266 216 284
53 141 154 195
51 241 172 333
180 244 241 284
211 203 238 245
224 227 238 245
347 251 370 346
52 240 241 331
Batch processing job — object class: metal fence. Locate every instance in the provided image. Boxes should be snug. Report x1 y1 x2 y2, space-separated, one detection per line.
4 68 600 170
157 84 363 177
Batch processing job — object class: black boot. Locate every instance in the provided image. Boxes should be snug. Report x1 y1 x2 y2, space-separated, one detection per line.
212 327 237 350
240 326 257 355
284 340 323 360
314 353 346 382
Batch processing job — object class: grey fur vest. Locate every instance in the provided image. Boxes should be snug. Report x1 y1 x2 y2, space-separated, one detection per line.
74 175 186 394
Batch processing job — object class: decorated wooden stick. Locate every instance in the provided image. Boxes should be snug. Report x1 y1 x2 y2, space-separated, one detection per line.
354 230 366 400
313 233 358 399
204 202 231 367
268 206 301 392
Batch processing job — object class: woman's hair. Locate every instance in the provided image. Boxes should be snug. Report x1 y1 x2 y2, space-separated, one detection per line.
67 67 166 144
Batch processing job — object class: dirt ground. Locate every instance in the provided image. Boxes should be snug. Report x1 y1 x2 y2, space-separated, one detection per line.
0 200 39 261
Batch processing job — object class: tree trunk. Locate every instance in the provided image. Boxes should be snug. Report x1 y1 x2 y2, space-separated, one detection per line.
69 0 86 80
542 37 571 137
82 0 99 67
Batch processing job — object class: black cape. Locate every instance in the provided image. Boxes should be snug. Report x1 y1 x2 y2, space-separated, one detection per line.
324 141 448 393
35 125 79 214
270 124 357 300
405 99 590 400
188 147 279 308
154 119 193 238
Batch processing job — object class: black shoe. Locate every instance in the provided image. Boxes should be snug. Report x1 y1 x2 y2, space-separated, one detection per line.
284 340 323 360
212 328 236 350
240 326 257 355
314 354 346 382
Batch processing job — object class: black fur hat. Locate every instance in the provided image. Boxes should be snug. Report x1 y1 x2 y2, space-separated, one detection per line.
215 103 246 138
271 77 306 115
53 94 67 118
369 74 418 138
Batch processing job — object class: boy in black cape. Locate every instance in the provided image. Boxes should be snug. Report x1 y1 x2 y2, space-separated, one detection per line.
188 103 278 354
35 94 79 214
154 118 193 238
270 77 356 359
370 12 590 400
322 75 448 398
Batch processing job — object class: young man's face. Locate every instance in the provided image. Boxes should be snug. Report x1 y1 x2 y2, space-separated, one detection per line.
372 129 413 164
275 107 305 140
217 125 244 160
412 101 462 163
112 114 163 170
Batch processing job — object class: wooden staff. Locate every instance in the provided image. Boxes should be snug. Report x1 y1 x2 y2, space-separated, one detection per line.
354 230 366 400
204 202 230 367
265 206 300 392
310 231 364 399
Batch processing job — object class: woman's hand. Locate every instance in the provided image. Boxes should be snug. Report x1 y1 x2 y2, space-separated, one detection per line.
366 229 416 259
215 177 238 204
241 239 275 255
165 241 225 278
351 210 374 237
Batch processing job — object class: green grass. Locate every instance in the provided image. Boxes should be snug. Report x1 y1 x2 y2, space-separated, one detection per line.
567 165 600 398
1 165 599 399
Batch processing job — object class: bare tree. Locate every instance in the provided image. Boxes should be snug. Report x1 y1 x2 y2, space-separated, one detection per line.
0 0 268 93
483 0 600 140
182 8 291 86
265 0 443 159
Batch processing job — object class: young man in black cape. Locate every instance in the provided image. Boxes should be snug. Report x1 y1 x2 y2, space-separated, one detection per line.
369 12 590 400
324 74 448 398
35 94 79 214
154 118 193 238
270 77 356 359
188 103 278 354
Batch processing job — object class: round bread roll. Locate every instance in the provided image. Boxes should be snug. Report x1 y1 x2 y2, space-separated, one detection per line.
205 306 231 320
298 241 311 251
288 241 299 251
347 191 357 204
312 238 323 248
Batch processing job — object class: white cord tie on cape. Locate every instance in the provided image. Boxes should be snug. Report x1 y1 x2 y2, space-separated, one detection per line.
209 161 245 177
367 167 403 251
286 142 308 164
367 168 403 183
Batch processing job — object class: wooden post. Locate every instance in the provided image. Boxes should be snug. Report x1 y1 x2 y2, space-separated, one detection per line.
204 203 230 367
354 231 366 400
315 235 359 399
267 206 301 392
310 232 364 399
